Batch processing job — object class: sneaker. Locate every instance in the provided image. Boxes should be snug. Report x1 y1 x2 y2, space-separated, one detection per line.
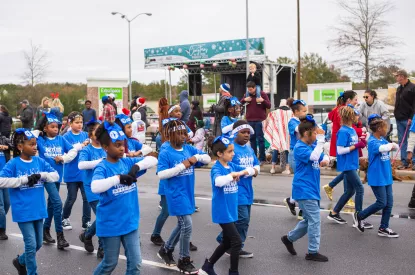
158 201 162 210
378 228 399 238
408 201 415 209
57 232 70 249
353 212 364 233
239 250 253 258
150 235 165 246
97 247 104 259
190 242 198 251
195 206 200 212
323 184 333 201
297 210 303 220
362 220 373 229
157 246 176 266
79 232 94 252
270 168 276 174
12 256 27 275
177 257 198 274
305 252 329 262
281 169 291 175
199 259 217 275
281 235 297 255
283 197 296 216
43 228 55 244
345 198 355 209
62 219 72 230
0 228 8 240
327 212 347 224
82 221 92 231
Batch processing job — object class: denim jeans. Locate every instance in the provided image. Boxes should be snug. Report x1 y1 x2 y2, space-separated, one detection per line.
359 184 393 229
248 121 266 161
397 120 409 166
0 188 10 229
43 182 63 232
18 219 43 275
94 229 142 275
156 134 162 152
85 200 103 248
152 195 169 236
333 170 364 213
164 215 192 259
62 181 91 226
288 151 296 173
287 200 321 254
216 205 251 248
328 172 347 192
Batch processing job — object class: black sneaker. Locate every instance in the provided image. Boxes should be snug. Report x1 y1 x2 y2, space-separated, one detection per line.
79 232 94 252
177 257 198 274
97 247 104 259
378 228 399 238
281 235 297 255
150 235 165 246
327 212 347 224
195 206 200 212
13 256 27 275
353 212 364 233
284 197 296 216
57 232 70 249
190 242 198 251
408 201 415 209
157 246 176 266
362 220 373 229
239 250 253 258
305 252 328 262
0 228 8 240
199 258 217 275
43 228 55 244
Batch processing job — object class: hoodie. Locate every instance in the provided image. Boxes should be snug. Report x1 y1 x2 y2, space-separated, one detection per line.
0 111 12 137
132 112 146 144
180 90 191 123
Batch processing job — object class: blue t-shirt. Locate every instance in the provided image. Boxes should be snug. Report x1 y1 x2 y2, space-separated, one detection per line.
157 142 170 196
221 116 239 134
0 156 55 222
92 157 146 237
79 144 106 202
157 144 204 216
288 118 300 149
210 161 245 224
63 131 88 182
0 151 6 170
127 138 143 153
336 126 359 171
367 136 393 186
37 136 73 182
292 140 323 201
231 142 259 205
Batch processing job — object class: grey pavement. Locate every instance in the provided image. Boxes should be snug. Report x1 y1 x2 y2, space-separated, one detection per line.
1 170 415 275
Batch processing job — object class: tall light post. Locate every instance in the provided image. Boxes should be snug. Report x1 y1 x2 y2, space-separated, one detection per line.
246 0 250 77
296 0 301 99
111 11 152 102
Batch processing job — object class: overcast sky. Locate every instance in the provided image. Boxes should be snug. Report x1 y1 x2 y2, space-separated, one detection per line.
1 0 413 85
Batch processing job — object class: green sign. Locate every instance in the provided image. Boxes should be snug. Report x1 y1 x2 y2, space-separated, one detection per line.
99 87 123 99
321 89 336 101
314 90 320 101
144 38 265 68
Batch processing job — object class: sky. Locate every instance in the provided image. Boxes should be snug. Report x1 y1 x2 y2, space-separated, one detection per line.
1 0 414 85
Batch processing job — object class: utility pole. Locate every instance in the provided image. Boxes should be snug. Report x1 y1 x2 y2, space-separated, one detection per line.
296 0 301 99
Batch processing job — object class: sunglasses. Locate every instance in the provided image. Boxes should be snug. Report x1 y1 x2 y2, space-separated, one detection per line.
363 96 369 99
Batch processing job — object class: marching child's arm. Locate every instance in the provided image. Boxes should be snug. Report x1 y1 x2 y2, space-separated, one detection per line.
78 159 103 170
0 176 28 188
379 143 399 153
141 144 153 156
310 134 325 161
91 176 120 194
40 171 60 183
214 167 256 187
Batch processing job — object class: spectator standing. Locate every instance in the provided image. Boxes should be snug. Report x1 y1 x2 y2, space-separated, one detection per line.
358 90 390 129
35 97 50 127
188 100 203 133
101 96 116 123
136 97 149 127
0 105 13 138
180 90 191 123
241 81 271 163
50 98 64 125
108 93 118 114
82 100 97 130
131 112 146 144
18 99 34 130
213 83 231 137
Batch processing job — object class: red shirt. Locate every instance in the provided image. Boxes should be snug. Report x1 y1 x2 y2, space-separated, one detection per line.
102 103 116 123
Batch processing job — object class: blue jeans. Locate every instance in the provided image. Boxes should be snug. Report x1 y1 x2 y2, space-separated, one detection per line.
397 120 409 166
0 188 10 229
245 85 261 98
287 200 321 254
62 181 91 227
94 229 142 275
164 215 192 259
333 170 364 213
156 134 162 152
359 185 393 229
18 219 43 275
85 200 103 248
328 172 347 192
152 195 169 236
43 182 63 232
248 121 266 162
216 205 251 247
288 151 296 173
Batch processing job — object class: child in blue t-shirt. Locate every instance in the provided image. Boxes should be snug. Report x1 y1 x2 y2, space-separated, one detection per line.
220 97 241 135
167 105 194 139
91 122 158 274
78 120 106 258
200 135 256 275
35 112 81 249
281 115 330 262
62 111 91 231
0 136 11 240
328 105 369 232
0 129 59 275
156 119 211 274
405 114 415 168
357 114 399 238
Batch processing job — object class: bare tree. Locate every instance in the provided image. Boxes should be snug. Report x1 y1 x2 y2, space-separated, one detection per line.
329 0 398 89
21 41 50 87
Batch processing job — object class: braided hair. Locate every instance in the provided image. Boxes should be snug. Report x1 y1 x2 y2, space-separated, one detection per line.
11 131 28 157
162 119 187 147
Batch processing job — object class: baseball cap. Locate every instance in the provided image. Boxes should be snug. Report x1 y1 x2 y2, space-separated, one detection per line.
393 69 408 77
20 99 29 105
109 93 116 99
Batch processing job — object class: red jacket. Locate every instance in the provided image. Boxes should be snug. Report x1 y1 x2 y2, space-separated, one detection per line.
241 91 271 122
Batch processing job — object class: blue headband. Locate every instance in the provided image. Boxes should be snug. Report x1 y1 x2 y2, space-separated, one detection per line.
305 114 316 126
86 119 101 127
15 128 35 140
103 122 126 143
368 114 382 124
229 97 241 107
231 124 254 137
293 99 306 106
347 104 359 115
213 135 231 147
115 114 132 126
43 112 60 125
338 92 344 98
162 117 178 127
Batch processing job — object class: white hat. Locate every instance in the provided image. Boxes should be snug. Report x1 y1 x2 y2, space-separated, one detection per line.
109 93 116 99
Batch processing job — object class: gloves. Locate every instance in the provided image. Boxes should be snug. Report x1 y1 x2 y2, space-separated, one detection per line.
137 156 158 171
354 141 366 149
73 143 84 151
391 143 399 151
27 174 41 187
119 174 137 186
128 165 140 178
316 134 325 144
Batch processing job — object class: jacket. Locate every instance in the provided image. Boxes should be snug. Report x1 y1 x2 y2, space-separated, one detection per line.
180 90 191 123
241 91 271 122
358 99 390 127
20 106 34 129
263 106 293 151
247 72 261 87
0 111 12 137
137 106 149 127
394 80 415 121
188 107 203 133
213 94 230 137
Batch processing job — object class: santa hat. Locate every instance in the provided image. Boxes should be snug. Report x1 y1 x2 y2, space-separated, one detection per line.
122 108 130 116
137 97 146 105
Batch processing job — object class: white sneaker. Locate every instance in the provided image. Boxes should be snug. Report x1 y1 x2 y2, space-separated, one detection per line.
62 219 72 230
82 221 92 231
282 170 291 175
270 168 276 174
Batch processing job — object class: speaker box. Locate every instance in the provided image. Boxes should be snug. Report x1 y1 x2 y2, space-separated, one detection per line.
189 74 202 96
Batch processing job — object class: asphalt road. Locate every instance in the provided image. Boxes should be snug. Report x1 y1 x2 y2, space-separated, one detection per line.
1 170 415 275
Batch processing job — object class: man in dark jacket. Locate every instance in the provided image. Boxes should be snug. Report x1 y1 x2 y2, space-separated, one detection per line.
180 90 191 123
18 100 34 130
136 97 149 127
212 83 231 137
0 105 13 138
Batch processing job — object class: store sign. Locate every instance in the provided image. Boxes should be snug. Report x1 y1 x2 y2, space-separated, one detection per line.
98 87 123 114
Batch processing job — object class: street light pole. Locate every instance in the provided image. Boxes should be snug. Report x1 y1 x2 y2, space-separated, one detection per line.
296 0 301 99
246 0 250 77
